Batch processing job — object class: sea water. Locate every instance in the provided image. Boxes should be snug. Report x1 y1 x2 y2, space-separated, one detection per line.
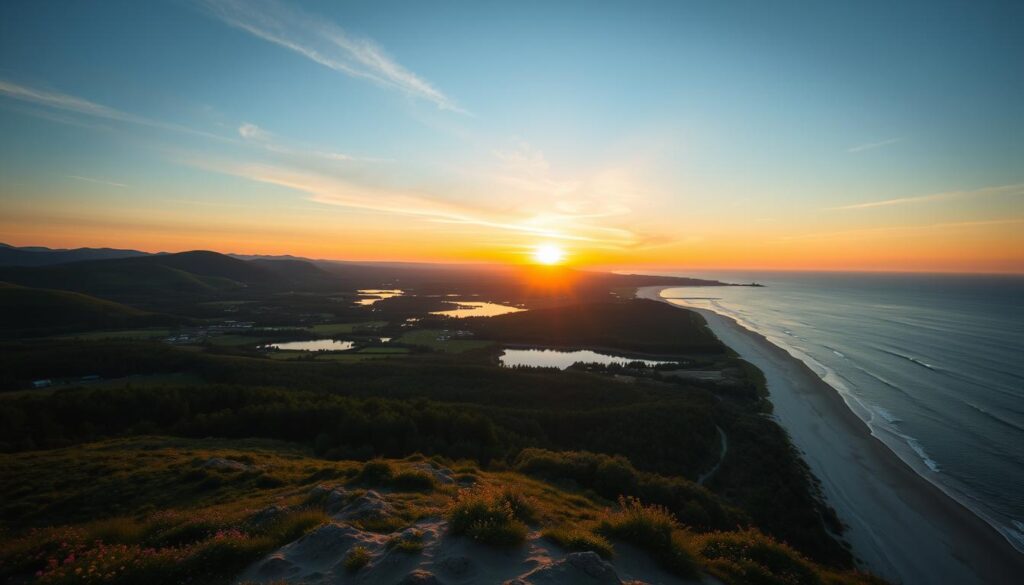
651 271 1024 551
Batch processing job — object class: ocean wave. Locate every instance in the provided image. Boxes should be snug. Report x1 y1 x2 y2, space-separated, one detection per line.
963 401 1024 434
878 348 936 371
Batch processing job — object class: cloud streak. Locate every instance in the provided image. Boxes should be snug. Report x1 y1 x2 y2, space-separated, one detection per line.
0 80 227 141
198 0 466 113
833 183 1024 210
67 175 129 188
847 137 902 153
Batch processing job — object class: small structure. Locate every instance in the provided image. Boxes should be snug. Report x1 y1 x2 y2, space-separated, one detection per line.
32 379 52 389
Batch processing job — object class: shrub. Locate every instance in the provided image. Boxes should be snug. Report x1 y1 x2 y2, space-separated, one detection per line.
356 460 394 484
543 525 613 559
446 485 534 546
597 496 698 578
693 529 823 585
387 530 426 554
343 546 372 571
391 470 436 492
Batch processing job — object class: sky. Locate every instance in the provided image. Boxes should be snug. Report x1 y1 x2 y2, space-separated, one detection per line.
0 0 1022 272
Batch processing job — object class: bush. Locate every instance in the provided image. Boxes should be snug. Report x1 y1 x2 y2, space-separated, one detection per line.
543 525 613 559
387 530 426 554
446 485 535 546
356 460 394 484
693 529 823 585
344 546 372 571
597 496 698 578
391 470 436 492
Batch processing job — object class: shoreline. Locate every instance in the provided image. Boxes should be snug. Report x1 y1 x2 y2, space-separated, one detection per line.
637 286 1024 585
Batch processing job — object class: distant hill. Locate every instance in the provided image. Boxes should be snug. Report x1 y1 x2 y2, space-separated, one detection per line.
0 282 181 334
0 243 149 266
0 251 341 303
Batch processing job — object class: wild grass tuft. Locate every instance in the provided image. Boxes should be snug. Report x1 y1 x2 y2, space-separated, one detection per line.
597 496 699 578
543 525 613 559
343 546 372 571
356 460 393 484
446 484 536 546
390 470 436 492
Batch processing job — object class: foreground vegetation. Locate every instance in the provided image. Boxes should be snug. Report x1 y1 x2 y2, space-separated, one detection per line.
0 437 882 585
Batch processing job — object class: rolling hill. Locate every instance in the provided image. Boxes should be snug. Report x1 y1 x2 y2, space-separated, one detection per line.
0 282 181 334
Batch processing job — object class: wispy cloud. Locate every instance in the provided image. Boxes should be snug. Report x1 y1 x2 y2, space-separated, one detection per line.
188 157 648 248
0 80 227 141
783 218 1024 242
67 175 129 188
847 137 902 153
833 183 1024 210
237 121 383 163
198 0 466 113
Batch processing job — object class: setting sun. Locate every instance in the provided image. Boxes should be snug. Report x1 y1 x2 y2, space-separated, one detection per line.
533 244 566 265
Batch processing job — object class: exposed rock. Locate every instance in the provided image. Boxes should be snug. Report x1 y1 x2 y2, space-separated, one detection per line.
397 569 444 584
203 457 249 471
255 554 299 579
511 551 622 584
409 462 456 485
335 489 394 521
324 487 350 515
308 484 333 500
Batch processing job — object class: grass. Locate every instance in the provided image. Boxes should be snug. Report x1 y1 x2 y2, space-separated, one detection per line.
343 546 371 571
357 347 410 354
396 329 493 353
386 530 426 554
543 525 613 559
391 470 436 492
446 484 535 546
308 322 387 335
0 437 886 585
49 328 172 341
597 496 699 579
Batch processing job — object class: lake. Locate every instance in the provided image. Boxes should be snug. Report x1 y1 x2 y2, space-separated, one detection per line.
262 339 356 351
356 289 404 306
499 348 673 369
432 301 524 318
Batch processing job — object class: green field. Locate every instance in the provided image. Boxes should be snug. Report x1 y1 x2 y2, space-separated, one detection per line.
308 321 387 335
51 328 173 340
397 329 493 353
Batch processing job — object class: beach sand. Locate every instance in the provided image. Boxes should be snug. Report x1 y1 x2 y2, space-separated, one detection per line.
637 286 1024 585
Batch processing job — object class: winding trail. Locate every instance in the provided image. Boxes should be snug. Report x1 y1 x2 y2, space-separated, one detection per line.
697 426 727 485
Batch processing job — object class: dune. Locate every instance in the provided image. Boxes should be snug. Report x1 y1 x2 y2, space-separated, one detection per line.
637 286 1024 585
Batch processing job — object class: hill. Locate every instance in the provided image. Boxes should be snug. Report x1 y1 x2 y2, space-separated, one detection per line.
0 436 885 585
0 251 337 304
0 282 180 335
0 243 148 266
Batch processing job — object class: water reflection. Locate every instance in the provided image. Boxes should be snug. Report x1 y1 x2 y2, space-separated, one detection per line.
499 349 673 369
356 289 404 306
431 301 524 318
263 339 356 351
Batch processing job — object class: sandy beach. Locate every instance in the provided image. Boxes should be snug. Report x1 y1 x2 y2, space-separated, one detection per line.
638 286 1024 585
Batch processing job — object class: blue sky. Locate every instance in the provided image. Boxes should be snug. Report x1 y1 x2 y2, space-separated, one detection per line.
0 0 1021 270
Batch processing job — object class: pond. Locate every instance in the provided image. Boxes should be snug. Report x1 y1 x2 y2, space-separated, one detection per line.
431 301 524 318
499 348 674 370
262 339 356 351
356 289 404 306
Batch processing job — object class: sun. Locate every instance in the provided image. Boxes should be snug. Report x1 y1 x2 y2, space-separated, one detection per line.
532 243 566 265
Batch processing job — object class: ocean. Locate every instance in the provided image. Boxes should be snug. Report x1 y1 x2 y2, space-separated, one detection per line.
651 271 1024 551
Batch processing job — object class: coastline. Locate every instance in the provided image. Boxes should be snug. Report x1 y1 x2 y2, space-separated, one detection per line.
637 286 1024 585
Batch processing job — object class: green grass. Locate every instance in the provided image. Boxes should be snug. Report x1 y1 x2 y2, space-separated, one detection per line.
308 322 387 335
597 496 699 579
50 328 173 340
0 437 885 585
397 329 493 353
343 546 372 571
543 525 613 559
357 347 410 354
446 484 535 546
